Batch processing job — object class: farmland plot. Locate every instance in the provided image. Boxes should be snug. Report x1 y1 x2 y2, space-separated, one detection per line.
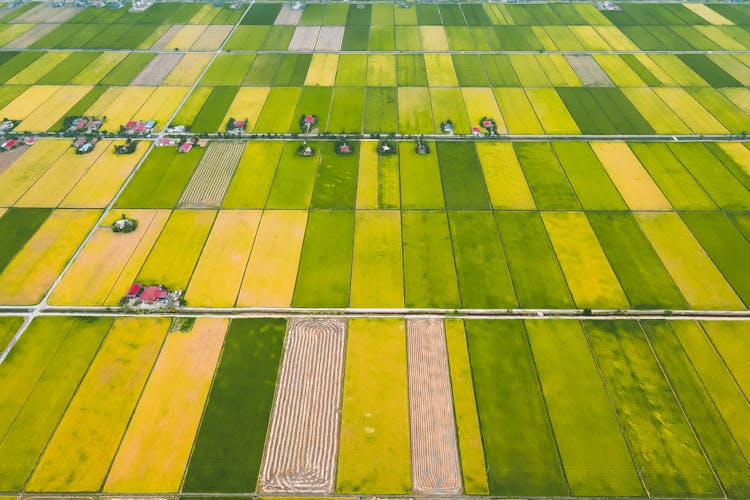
259 318 345 493
131 52 183 86
407 318 462 494
0 140 68 207
178 142 245 208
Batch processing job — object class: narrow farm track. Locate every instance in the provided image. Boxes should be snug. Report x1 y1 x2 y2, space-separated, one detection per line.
258 317 345 493
177 141 244 208
407 318 463 495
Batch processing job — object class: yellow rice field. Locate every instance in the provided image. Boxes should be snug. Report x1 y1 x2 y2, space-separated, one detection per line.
633 54 677 85
0 209 100 304
236 210 308 307
509 55 551 87
186 210 261 307
655 88 729 134
475 142 535 209
18 86 93 132
366 54 396 86
305 53 339 86
531 27 557 51
60 141 148 208
537 54 581 87
591 142 672 211
717 143 750 177
0 140 68 207
622 88 691 134
424 54 458 87
0 85 61 120
636 212 744 310
398 87 433 133
26 317 169 492
103 209 172 305
542 211 629 309
87 86 155 131
69 52 127 85
594 26 639 50
136 209 216 291
0 24 33 47
493 88 544 134
162 53 213 86
133 87 190 130
5 52 71 85
444 319 489 495
593 55 645 87
356 143 379 209
710 55 750 86
420 26 449 51
48 210 170 305
164 24 207 50
461 87 507 133
15 142 111 208
525 88 580 134
721 88 750 115
569 26 611 51
104 318 227 493
0 208 6 219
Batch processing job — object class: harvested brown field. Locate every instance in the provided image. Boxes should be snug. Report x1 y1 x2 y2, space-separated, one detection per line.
565 55 613 87
407 318 463 495
178 142 244 208
150 25 183 50
131 53 184 86
258 318 346 494
274 4 302 25
191 25 232 50
289 26 319 51
3 24 58 49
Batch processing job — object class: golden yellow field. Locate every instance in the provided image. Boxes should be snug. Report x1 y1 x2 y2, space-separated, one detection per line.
356 143 379 209
0 209 100 304
633 54 676 85
48 210 170 306
592 142 672 210
164 24 207 50
236 210 308 307
424 54 458 87
684 3 733 25
186 210 261 307
136 209 216 291
525 88 581 134
420 26 449 51
0 85 61 120
721 88 750 115
305 53 339 86
26 317 169 492
474 142 535 209
60 141 148 208
594 26 639 50
717 143 750 177
162 53 213 86
133 87 190 130
18 86 93 132
15 142 112 208
493 88 544 134
86 86 155 130
103 210 172 305
636 212 743 310
220 87 270 131
593 55 646 87
366 54 396 86
569 26 611 51
542 211 629 309
461 87 506 133
0 140 68 207
537 54 582 86
104 318 227 493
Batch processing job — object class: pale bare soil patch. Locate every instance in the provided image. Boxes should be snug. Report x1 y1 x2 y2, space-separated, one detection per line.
407 318 463 495
178 142 244 208
4 24 58 49
131 53 184 86
565 54 614 87
289 26 319 51
275 4 302 25
316 26 344 52
258 317 346 493
13 5 78 23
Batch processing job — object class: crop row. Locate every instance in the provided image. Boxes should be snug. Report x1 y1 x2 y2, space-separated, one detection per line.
0 315 748 497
